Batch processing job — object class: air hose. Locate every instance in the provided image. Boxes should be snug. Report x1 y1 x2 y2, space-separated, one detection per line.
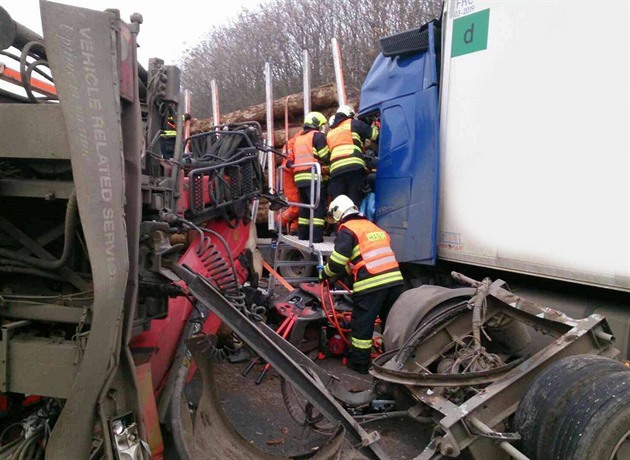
181 219 265 321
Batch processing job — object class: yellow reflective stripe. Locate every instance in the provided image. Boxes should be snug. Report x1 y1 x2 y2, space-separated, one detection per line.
314 146 329 158
353 271 404 292
330 157 365 173
351 245 361 260
351 133 362 142
330 145 356 160
298 218 310 225
330 251 349 265
370 126 379 141
161 130 176 137
294 172 321 182
324 264 335 277
351 337 373 349
313 218 325 227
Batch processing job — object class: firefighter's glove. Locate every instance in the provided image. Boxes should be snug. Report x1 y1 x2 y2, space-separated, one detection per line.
286 160 294 169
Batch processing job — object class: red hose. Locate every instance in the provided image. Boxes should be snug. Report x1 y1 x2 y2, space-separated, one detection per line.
319 279 383 354
320 280 351 346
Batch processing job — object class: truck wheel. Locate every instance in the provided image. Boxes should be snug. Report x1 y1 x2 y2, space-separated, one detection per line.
277 247 312 280
550 371 630 460
169 335 345 459
514 354 629 459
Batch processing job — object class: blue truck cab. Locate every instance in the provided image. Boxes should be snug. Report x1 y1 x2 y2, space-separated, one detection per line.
359 22 441 265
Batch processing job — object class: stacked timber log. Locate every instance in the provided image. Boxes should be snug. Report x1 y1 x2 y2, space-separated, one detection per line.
190 83 359 148
190 84 359 224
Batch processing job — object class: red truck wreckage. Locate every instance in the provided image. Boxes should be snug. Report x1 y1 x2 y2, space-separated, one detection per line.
0 2 628 460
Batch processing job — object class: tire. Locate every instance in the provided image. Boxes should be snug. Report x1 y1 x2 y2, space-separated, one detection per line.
551 371 630 460
277 247 312 279
514 354 629 459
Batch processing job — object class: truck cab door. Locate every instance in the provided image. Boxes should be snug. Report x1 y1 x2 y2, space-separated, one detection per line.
360 22 440 264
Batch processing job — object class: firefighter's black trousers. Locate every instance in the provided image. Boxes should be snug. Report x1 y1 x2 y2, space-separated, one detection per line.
327 170 364 208
297 185 326 243
348 285 403 369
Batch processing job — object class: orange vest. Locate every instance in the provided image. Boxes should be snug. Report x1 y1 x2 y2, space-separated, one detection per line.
326 119 355 161
339 219 399 279
293 130 316 172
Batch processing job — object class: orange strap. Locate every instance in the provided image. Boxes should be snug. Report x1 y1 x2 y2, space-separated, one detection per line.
262 260 294 292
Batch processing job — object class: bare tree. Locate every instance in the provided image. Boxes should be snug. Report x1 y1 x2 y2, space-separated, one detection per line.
179 0 441 117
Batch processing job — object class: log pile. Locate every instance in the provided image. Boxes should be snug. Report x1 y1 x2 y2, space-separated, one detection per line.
190 83 359 149
190 84 360 224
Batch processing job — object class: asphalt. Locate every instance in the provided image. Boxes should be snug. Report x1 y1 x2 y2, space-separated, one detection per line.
215 356 433 459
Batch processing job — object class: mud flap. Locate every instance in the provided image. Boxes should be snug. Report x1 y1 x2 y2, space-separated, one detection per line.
41 3 130 459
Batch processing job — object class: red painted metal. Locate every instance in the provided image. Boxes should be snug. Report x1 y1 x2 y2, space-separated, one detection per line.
0 64 57 97
130 219 251 392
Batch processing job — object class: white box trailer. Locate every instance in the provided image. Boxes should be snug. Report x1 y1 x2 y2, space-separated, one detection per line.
437 0 629 292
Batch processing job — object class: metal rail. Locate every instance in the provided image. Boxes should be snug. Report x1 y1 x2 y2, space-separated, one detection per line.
331 38 347 106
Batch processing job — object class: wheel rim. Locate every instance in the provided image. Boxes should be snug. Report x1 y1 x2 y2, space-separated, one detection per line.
278 248 311 279
611 428 630 460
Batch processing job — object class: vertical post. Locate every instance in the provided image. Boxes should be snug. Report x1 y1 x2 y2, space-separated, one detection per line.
302 49 311 116
183 89 191 153
331 38 347 106
265 62 276 230
210 79 220 126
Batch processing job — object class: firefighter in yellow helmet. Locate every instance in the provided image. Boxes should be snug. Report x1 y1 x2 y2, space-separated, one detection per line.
286 111 329 243
320 195 403 374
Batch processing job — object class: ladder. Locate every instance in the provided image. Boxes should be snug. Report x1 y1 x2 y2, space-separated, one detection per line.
269 161 335 295
264 41 347 295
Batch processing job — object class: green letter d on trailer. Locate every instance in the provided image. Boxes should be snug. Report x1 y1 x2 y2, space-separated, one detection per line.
452 9 490 57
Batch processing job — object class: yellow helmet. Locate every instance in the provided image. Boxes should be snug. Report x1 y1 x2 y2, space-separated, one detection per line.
328 195 358 222
304 111 327 129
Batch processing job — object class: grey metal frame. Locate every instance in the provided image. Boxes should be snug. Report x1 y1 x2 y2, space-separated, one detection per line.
372 274 618 459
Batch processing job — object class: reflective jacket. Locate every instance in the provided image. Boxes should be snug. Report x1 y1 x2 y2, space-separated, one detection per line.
277 157 300 227
290 128 329 187
323 215 403 295
326 117 378 177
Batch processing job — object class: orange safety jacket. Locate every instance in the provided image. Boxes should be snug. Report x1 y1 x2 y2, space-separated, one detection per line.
326 119 366 175
335 219 403 294
292 130 322 186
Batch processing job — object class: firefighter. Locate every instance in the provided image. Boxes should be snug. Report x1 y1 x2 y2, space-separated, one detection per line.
276 157 300 234
287 111 329 243
326 105 379 207
160 115 177 159
320 195 404 374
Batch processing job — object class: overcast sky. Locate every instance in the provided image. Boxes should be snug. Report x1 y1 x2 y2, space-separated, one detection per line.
2 0 266 68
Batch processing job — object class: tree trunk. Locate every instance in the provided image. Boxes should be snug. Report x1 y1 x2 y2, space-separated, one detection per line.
191 84 339 133
263 126 302 148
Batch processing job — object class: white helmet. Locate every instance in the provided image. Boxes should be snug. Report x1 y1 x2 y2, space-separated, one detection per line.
336 104 355 118
328 195 358 222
